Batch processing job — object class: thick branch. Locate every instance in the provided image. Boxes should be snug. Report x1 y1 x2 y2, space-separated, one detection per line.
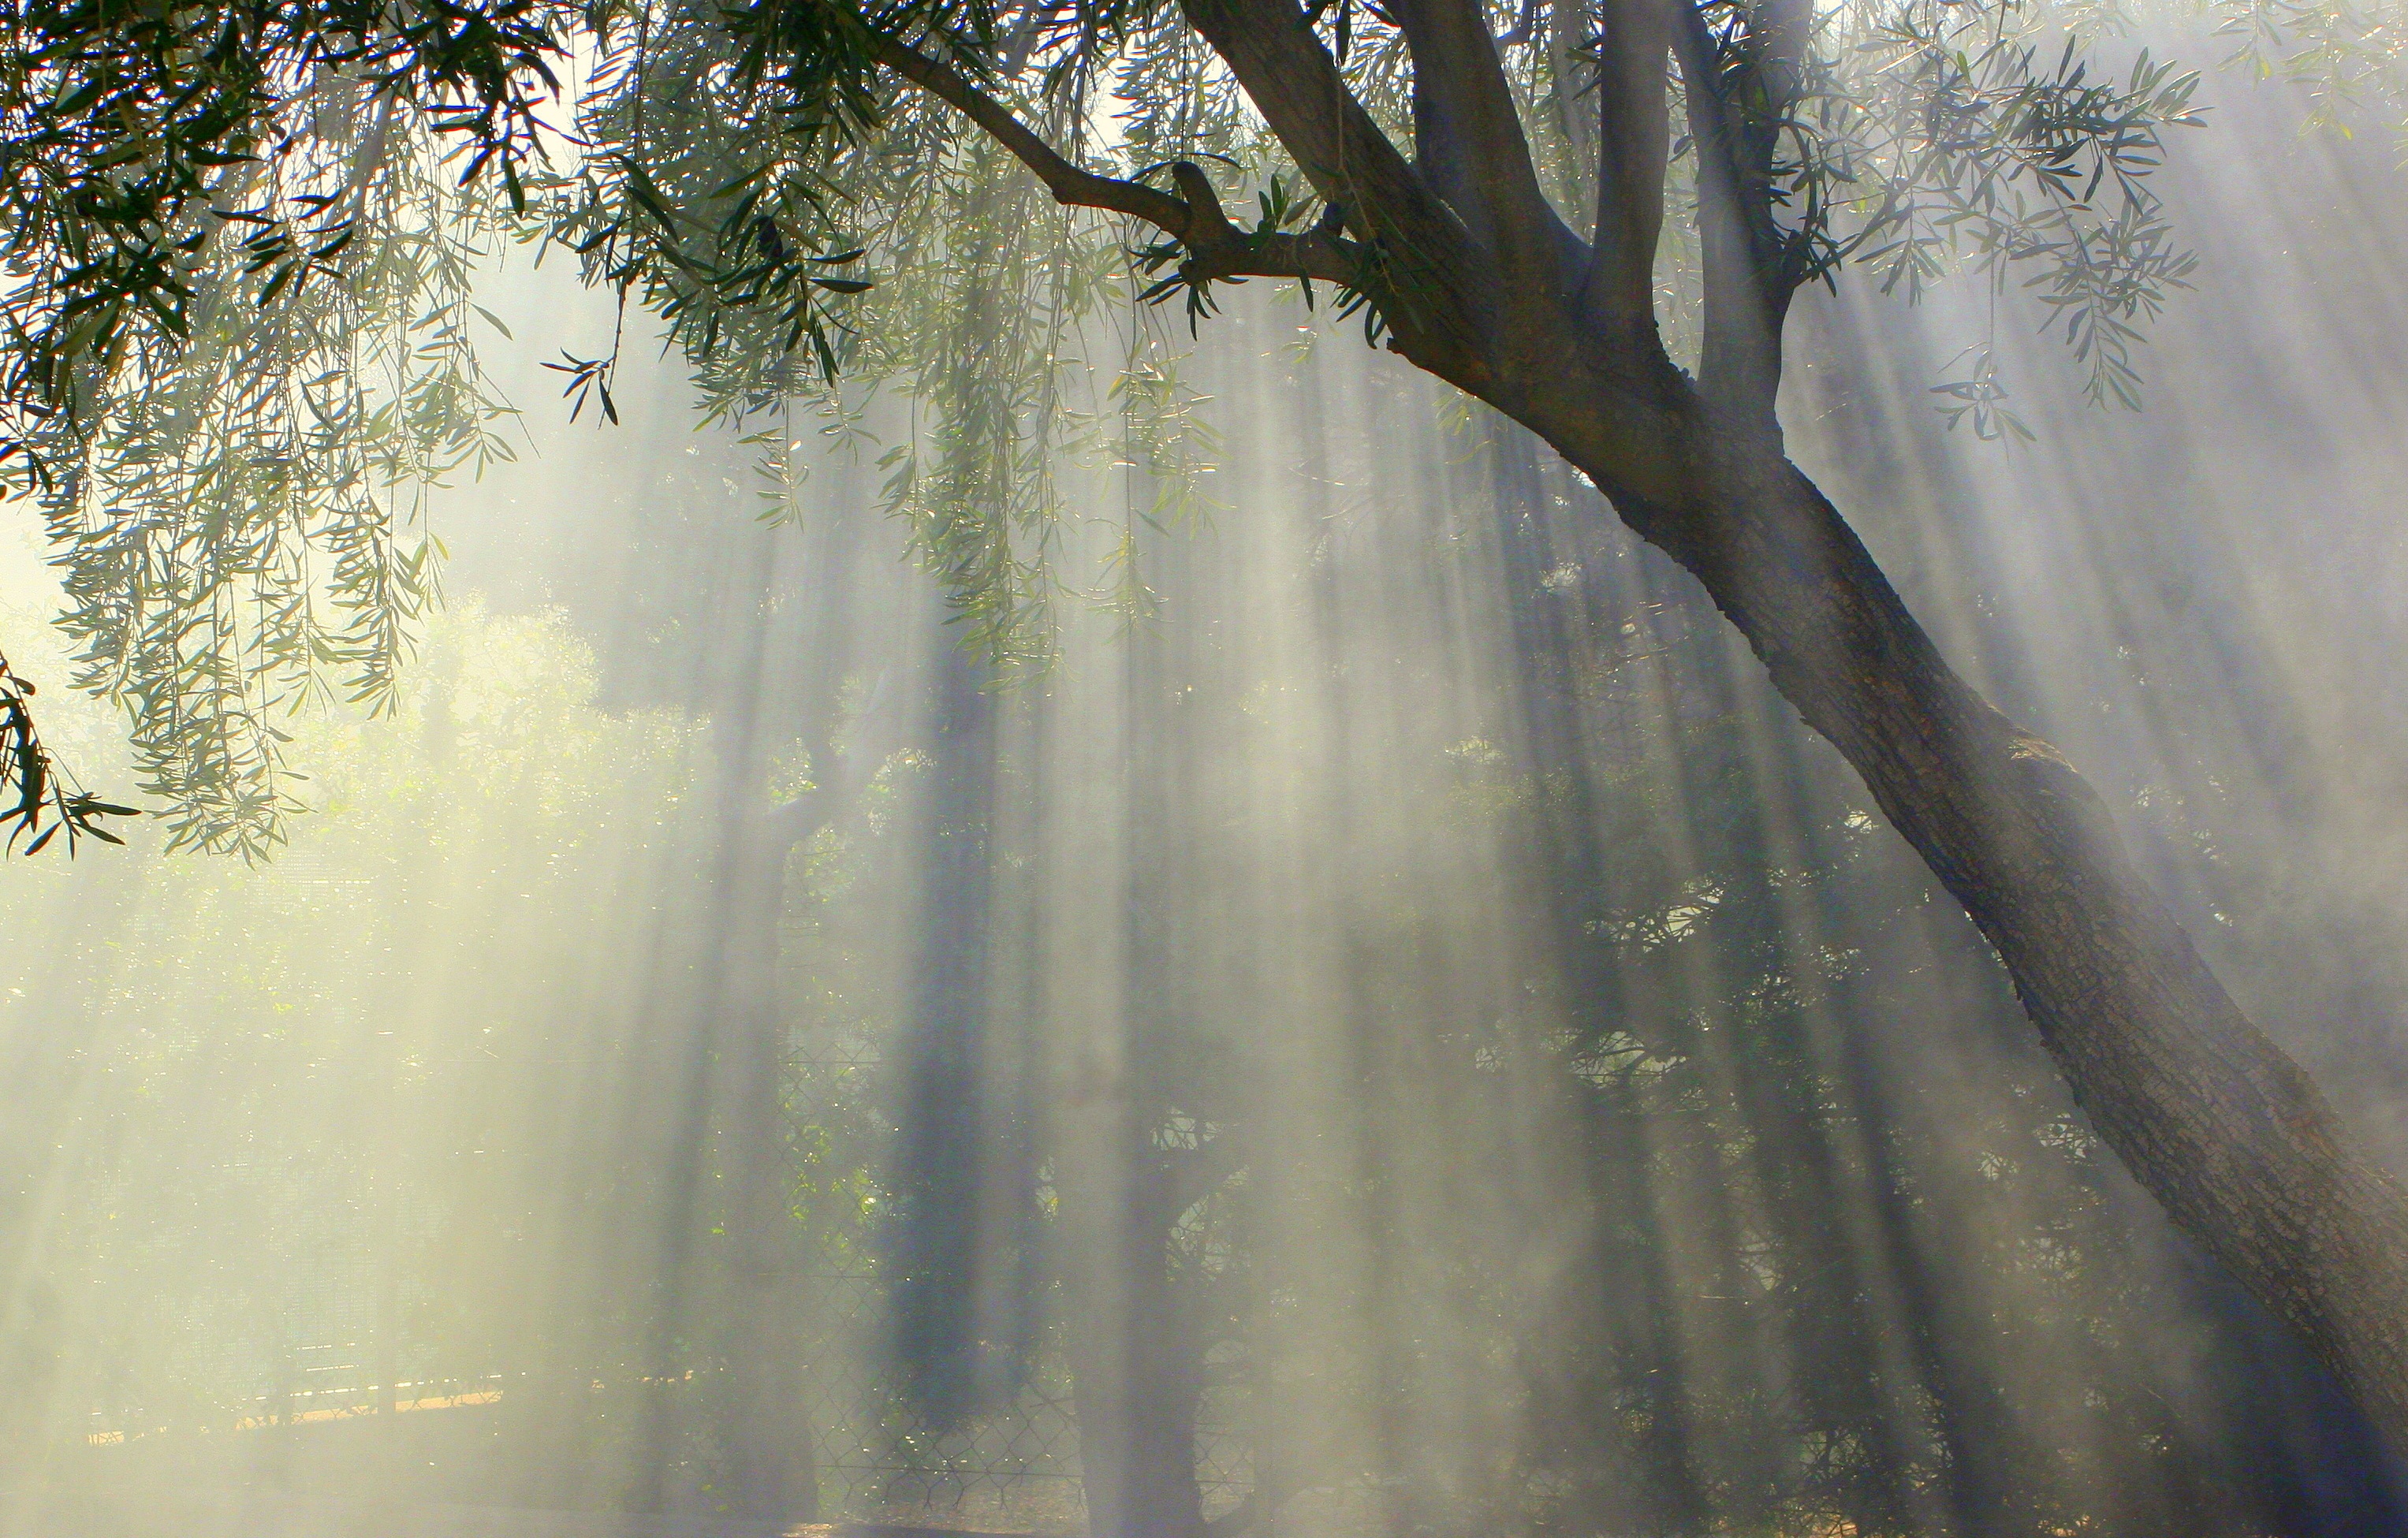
1669 2 1790 428
1582 0 1672 335
883 1 1517 384
1176 0 1497 381
1162 158 1359 286
1752 0 1816 114
1391 0 1578 286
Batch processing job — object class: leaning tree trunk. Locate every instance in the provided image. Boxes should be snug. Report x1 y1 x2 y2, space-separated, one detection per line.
1127 0 2408 1452
1535 404 2408 1450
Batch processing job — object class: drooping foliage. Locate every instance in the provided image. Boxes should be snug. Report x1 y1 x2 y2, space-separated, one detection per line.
0 0 2382 849
0 5 542 853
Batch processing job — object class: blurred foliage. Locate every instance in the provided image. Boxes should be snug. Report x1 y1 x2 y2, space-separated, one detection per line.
0 605 715 1409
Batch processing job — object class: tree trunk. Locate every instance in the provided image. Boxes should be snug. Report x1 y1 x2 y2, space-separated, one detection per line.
1127 0 2408 1450
1526 404 2408 1452
889 644 1023 1422
712 825 822 1525
1059 1145 1213 1538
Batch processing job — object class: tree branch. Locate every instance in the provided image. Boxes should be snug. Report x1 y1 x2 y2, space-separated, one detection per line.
1669 0 1791 426
1391 0 1579 285
866 33 1359 289
1582 0 1672 337
1176 0 1497 381
863 33 1194 233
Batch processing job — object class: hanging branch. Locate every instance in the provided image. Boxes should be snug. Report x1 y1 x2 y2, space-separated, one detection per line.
0 648 135 855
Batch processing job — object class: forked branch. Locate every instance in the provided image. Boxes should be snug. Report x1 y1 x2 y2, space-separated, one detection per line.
1176 0 1500 376
865 32 1359 286
1392 0 1578 281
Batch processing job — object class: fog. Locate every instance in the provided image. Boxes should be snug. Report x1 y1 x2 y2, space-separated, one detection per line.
3 19 2407 1538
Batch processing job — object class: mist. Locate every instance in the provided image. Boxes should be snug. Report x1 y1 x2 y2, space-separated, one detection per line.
4 15 2408 1538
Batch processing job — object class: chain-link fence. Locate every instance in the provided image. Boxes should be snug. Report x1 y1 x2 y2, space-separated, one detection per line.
790 1266 1087 1530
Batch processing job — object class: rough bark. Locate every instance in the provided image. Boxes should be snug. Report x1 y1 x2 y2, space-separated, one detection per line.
1531 409 2408 1453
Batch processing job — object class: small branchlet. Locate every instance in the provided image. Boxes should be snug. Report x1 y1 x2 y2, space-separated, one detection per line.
0 650 136 856
1131 166 1381 336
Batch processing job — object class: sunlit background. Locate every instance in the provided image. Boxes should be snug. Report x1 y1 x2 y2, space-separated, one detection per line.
4 14 2408 1537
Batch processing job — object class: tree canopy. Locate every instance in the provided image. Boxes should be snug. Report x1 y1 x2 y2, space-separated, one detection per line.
0 0 2306 851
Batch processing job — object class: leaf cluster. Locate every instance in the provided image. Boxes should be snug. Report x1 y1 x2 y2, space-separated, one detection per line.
0 643 132 852
0 0 561 479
